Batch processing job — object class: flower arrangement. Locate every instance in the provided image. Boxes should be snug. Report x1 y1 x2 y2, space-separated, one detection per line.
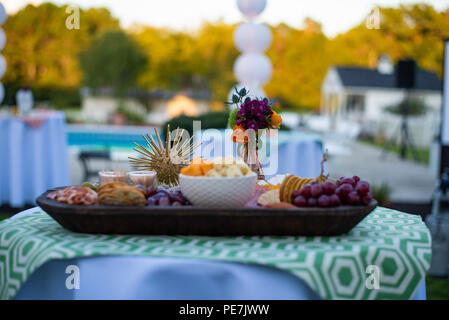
227 87 282 144
227 87 282 179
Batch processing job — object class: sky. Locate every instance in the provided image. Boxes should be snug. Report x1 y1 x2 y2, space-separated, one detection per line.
2 0 449 37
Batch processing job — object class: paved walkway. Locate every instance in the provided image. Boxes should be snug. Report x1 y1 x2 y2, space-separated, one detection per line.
325 140 436 203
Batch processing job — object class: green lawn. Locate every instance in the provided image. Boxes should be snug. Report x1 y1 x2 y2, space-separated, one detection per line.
359 138 430 165
0 213 11 221
426 276 449 300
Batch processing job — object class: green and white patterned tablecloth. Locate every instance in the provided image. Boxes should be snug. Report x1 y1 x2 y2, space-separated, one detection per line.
0 207 431 300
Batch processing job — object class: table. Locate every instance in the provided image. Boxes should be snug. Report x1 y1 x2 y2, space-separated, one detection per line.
193 130 324 178
0 111 70 207
0 207 430 300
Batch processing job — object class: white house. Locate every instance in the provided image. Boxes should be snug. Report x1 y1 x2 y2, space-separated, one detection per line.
81 89 212 126
321 56 442 147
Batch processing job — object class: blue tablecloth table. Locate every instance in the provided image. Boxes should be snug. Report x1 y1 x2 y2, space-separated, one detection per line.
0 207 431 300
0 112 70 207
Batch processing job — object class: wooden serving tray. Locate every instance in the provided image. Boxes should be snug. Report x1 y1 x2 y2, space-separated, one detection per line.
36 189 377 236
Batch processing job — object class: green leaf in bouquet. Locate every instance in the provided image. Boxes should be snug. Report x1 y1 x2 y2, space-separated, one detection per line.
228 108 239 128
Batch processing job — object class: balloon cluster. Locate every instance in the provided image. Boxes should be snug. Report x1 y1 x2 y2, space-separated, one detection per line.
0 2 6 103
230 0 272 106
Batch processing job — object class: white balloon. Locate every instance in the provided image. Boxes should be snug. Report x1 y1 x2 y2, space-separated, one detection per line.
228 83 266 111
233 53 272 87
0 82 4 104
0 54 6 78
237 0 266 19
0 3 7 25
234 22 271 53
0 28 6 51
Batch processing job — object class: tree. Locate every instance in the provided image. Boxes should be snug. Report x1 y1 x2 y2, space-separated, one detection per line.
79 30 147 93
3 2 449 113
133 26 199 90
330 4 449 76
132 21 238 100
2 3 119 89
265 20 330 111
194 22 239 101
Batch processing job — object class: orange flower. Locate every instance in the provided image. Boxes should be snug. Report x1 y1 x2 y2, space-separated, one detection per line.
271 111 282 129
231 125 248 143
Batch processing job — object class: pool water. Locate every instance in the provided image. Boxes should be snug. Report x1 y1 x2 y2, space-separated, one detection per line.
67 125 156 151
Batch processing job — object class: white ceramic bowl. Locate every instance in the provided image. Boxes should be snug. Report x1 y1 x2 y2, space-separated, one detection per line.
179 173 257 207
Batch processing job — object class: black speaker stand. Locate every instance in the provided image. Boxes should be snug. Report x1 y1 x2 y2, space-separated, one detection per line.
380 92 421 162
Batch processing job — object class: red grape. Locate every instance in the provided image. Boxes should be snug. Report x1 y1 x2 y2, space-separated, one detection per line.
361 194 373 205
347 191 361 205
311 184 323 197
299 184 312 198
307 197 318 207
355 181 370 196
318 194 331 207
294 195 307 207
336 177 345 186
330 194 341 207
336 184 353 199
352 176 360 184
292 190 302 199
340 177 355 187
322 181 337 195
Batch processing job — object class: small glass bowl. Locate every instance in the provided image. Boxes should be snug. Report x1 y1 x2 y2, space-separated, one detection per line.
99 170 128 185
127 171 158 188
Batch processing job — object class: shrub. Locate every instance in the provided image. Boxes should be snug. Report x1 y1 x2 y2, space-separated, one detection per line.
385 97 429 117
162 111 290 139
117 104 145 125
2 85 81 109
371 183 392 207
162 111 230 138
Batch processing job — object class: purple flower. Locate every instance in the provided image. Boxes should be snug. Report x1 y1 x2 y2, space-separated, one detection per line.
247 120 258 131
259 120 269 129
236 98 274 131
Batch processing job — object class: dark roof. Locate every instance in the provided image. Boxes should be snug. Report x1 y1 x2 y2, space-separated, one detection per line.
334 66 441 91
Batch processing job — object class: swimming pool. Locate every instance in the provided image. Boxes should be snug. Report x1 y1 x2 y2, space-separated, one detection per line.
66 124 156 150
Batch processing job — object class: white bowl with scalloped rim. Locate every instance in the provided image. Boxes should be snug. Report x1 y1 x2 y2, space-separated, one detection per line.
179 173 257 207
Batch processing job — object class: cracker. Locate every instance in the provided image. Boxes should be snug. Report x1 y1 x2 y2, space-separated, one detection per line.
286 177 299 203
280 176 316 203
300 178 314 189
257 189 280 206
279 175 294 202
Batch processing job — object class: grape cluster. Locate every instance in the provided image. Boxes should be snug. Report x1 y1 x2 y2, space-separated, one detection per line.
292 176 372 208
135 185 191 206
